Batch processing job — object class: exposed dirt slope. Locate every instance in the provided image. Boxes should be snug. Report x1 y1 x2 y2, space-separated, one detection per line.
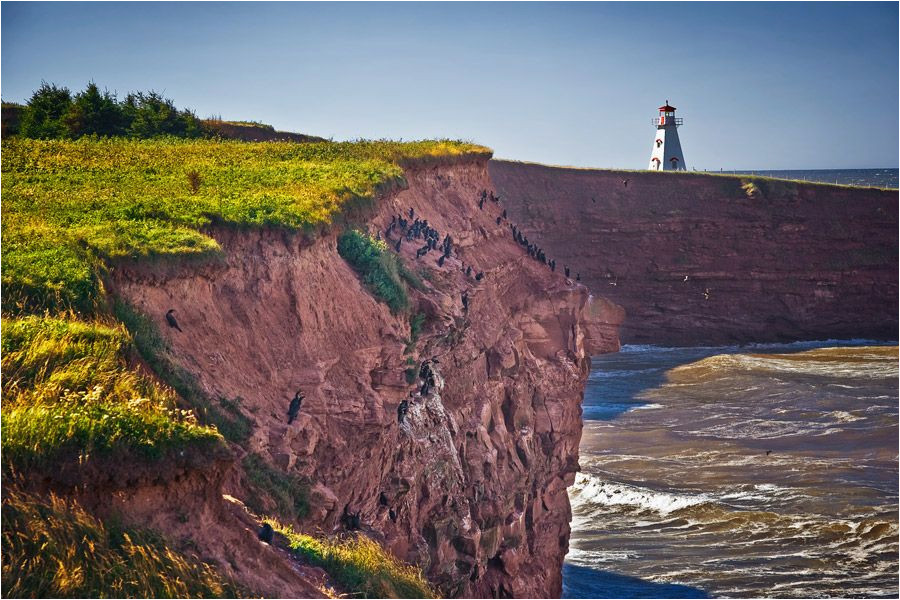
202 120 327 142
108 158 621 597
490 160 897 346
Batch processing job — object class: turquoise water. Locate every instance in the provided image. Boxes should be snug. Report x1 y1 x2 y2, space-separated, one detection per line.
565 341 899 598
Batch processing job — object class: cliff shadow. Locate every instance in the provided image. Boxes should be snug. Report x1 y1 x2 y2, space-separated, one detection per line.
563 563 711 599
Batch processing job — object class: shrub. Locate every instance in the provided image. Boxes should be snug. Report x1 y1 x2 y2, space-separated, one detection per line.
242 453 310 522
337 229 409 313
187 169 202 194
1 487 244 598
270 520 436 599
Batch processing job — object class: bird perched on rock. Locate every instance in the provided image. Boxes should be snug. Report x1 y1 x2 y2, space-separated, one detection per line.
397 399 409 424
165 309 182 332
288 389 304 424
258 523 274 543
343 506 362 530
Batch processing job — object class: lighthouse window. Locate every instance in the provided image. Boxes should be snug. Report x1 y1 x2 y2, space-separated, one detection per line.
656 139 662 147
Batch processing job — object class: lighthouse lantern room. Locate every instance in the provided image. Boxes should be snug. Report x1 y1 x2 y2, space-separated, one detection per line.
648 100 686 171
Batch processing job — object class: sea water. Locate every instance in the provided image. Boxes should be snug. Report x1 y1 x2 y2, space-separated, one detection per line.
726 168 897 189
565 342 899 598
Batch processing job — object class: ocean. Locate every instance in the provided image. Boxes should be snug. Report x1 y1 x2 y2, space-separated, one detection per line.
725 168 897 189
565 342 899 599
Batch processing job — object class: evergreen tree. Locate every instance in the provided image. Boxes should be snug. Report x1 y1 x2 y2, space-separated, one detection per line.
123 91 204 138
19 82 73 139
65 82 124 137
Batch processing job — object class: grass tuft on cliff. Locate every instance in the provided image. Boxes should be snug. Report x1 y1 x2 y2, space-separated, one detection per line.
242 453 311 522
269 521 436 599
1 487 244 598
0 315 221 473
1 137 490 317
337 229 421 314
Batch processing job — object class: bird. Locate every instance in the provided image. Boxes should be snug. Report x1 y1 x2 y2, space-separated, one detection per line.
683 275 689 283
765 450 772 456
287 390 304 424
165 309 182 332
258 523 274 543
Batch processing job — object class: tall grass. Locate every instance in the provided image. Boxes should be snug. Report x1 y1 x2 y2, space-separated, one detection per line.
1 137 489 316
0 316 221 472
269 520 436 599
1 487 244 598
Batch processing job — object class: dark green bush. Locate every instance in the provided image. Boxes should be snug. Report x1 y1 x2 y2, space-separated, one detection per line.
15 82 204 140
18 82 72 139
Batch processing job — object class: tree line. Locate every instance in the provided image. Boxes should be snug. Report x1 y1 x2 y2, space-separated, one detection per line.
8 82 207 139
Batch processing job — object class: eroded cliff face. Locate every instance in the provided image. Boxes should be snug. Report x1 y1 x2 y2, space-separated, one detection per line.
109 158 621 597
490 160 898 346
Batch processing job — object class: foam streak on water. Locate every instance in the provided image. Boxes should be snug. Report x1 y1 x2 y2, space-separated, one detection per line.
565 342 899 599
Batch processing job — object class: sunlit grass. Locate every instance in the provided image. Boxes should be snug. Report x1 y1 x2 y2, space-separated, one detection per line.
269 520 436 599
1 137 490 316
0 315 221 472
1 487 244 598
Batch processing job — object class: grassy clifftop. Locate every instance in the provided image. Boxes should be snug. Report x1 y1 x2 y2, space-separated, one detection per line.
2 137 490 315
1 135 485 598
1 135 490 470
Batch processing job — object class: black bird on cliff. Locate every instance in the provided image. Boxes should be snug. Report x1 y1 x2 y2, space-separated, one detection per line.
165 309 182 332
288 389 304 424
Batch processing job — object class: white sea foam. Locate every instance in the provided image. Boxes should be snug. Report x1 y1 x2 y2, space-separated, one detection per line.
825 410 865 423
630 403 663 411
565 547 637 567
570 472 711 516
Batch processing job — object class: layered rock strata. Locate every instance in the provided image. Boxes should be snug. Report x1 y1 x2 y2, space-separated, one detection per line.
490 160 898 345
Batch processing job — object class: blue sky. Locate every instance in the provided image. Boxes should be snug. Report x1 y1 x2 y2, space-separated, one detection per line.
2 1 897 169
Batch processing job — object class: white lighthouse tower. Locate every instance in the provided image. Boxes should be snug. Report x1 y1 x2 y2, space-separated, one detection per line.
648 100 686 171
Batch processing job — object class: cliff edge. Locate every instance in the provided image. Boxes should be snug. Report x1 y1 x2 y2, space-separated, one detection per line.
108 157 622 597
491 160 897 346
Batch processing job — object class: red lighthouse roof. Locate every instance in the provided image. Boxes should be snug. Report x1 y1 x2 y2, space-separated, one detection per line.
658 101 677 112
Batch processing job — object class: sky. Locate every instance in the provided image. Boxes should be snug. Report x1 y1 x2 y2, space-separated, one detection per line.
1 1 897 170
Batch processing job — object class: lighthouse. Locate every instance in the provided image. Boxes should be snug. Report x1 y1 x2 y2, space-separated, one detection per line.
648 100 686 171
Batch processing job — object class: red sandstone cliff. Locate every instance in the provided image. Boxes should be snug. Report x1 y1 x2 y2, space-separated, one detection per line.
490 160 898 346
107 157 622 597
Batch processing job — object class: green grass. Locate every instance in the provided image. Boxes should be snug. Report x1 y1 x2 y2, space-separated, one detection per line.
0 316 221 472
112 300 254 445
1 487 244 598
242 454 310 522
1 137 490 316
338 229 416 314
269 520 436 599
